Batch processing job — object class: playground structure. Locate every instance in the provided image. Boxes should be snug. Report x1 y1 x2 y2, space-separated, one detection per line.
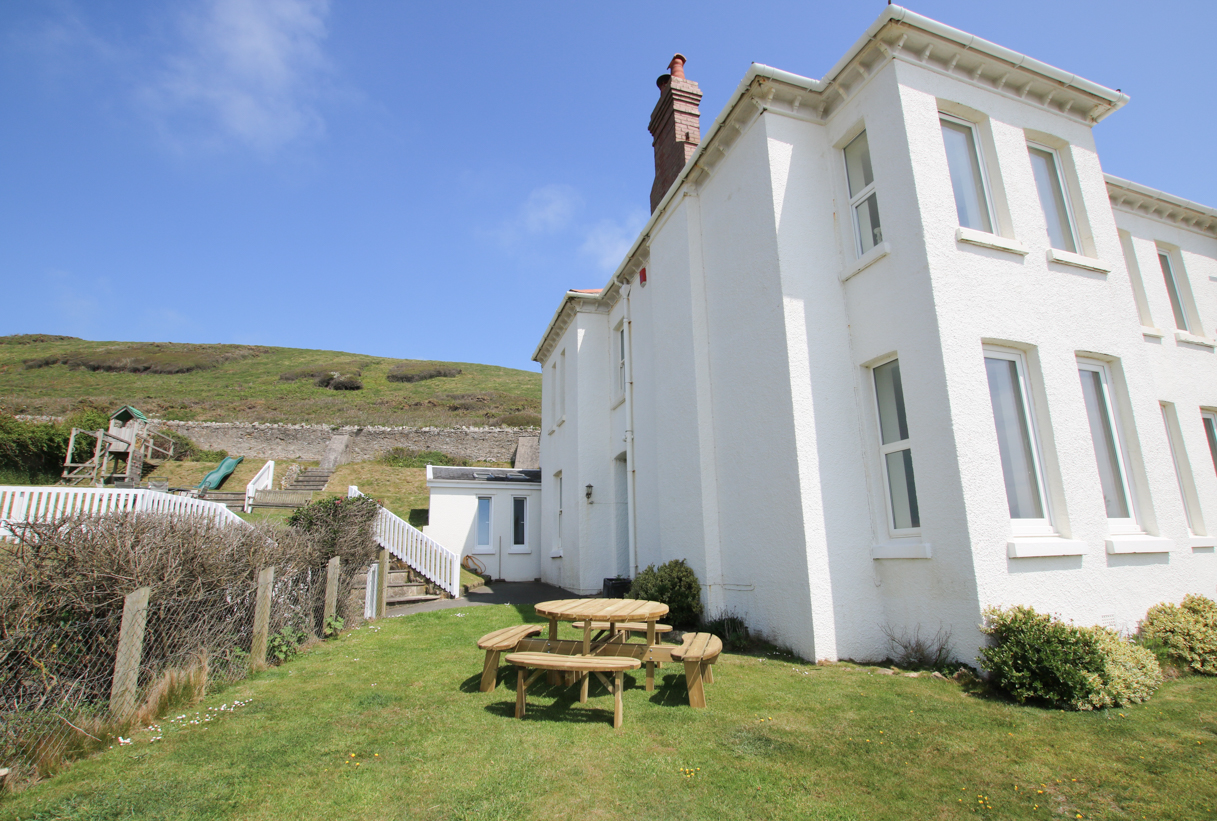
62 406 175 487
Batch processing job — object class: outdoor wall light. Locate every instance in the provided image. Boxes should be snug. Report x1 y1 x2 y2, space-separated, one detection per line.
585 484 593 501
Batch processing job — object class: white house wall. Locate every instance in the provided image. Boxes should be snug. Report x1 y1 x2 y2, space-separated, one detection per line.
427 483 541 582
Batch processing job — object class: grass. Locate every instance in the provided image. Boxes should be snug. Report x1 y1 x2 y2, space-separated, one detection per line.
143 459 314 492
0 337 540 428
4 607 1215 820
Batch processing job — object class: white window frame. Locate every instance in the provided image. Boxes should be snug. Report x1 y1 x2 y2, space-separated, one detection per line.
870 356 921 538
1162 403 1205 536
1155 247 1191 332
509 496 530 553
549 359 558 428
940 113 996 234
617 325 627 396
473 496 494 555
1202 411 1217 479
551 473 563 557
1077 360 1140 534
557 350 566 424
984 347 1056 537
1027 141 1080 254
843 130 882 257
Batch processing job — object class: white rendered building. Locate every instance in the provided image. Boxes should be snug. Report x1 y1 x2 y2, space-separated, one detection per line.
532 6 1217 662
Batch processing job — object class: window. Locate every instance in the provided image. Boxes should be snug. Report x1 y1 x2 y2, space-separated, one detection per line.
1203 412 1217 477
872 358 920 533
475 497 492 553
549 360 558 424
1162 403 1204 535
1027 143 1077 253
844 130 882 255
617 326 626 394
1157 250 1189 331
552 474 563 557
941 115 993 233
1077 362 1137 529
984 349 1052 533
558 350 566 420
512 497 528 550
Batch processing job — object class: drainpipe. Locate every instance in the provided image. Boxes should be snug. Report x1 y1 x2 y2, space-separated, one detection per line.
624 283 639 580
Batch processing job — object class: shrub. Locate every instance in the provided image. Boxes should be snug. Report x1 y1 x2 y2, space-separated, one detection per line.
286 494 380 572
0 415 70 479
495 413 542 427
377 447 467 468
387 363 462 383
278 362 363 383
702 608 750 650
21 343 264 374
1140 594 1217 675
881 623 955 670
980 606 1162 710
327 375 363 391
628 559 703 628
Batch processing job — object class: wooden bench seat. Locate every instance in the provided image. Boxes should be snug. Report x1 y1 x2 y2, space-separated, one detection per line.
670 633 723 708
505 652 641 728
476 625 543 692
570 621 672 640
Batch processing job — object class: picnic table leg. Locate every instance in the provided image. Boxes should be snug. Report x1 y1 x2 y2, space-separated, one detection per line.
613 670 624 729
684 660 706 708
645 621 657 692
704 662 714 685
481 649 501 692
580 621 592 702
516 668 527 718
547 616 560 686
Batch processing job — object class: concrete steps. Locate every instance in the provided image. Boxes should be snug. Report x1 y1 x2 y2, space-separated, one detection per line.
200 490 245 512
286 468 332 492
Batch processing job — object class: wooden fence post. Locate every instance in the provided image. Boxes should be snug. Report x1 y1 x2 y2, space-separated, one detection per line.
110 586 150 719
375 548 389 619
251 566 275 671
324 556 341 628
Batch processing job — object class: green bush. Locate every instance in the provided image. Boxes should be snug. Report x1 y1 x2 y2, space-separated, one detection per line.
0 415 71 479
1140 595 1217 675
21 343 264 374
628 559 703 628
980 606 1161 710
377 447 467 468
702 608 750 651
386 363 461 383
286 494 380 570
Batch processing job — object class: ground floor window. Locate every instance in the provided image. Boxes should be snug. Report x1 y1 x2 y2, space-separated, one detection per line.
476 496 492 552
512 496 528 551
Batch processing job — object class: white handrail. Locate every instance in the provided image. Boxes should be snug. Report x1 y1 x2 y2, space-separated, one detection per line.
245 460 275 512
0 485 247 537
347 486 460 597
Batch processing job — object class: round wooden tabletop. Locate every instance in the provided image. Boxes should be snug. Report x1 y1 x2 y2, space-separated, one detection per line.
533 598 669 622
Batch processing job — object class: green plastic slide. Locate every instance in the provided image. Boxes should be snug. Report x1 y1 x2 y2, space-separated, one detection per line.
197 456 244 490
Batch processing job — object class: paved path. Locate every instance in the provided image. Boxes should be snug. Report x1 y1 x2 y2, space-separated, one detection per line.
385 581 574 618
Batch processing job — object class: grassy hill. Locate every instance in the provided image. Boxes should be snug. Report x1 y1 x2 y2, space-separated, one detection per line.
0 335 540 428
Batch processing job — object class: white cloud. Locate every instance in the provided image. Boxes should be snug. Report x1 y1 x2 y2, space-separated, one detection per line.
142 0 332 153
521 185 582 234
580 209 648 272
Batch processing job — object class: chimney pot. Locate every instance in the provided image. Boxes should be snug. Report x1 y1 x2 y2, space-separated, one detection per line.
668 54 687 80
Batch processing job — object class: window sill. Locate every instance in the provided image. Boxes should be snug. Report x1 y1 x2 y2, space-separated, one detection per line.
556 416 566 427
955 227 1028 256
1105 535 1172 554
549 550 563 559
471 547 495 556
1190 535 1215 549
1174 330 1216 349
1007 537 1086 558
870 541 931 560
610 395 625 410
840 241 890 282
1046 248 1111 273
1141 326 1165 339
508 547 531 555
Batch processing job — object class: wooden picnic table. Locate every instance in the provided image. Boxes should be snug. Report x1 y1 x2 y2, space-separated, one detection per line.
533 598 669 695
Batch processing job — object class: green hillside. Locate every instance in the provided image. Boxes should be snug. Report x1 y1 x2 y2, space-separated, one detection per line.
0 335 540 427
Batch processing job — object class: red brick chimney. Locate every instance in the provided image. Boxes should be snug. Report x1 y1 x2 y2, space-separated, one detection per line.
648 54 702 213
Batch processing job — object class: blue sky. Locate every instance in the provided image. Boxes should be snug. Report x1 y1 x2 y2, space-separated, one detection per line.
2 1 1212 372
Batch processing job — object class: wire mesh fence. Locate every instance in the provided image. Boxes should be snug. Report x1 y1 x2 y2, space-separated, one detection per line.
0 562 366 789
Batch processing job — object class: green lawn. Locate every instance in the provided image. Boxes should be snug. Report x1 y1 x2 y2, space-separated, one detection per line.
4 606 1215 821
0 337 540 427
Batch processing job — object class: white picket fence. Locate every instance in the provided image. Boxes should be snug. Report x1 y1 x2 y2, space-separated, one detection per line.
0 485 247 537
349 486 461 598
245 460 275 513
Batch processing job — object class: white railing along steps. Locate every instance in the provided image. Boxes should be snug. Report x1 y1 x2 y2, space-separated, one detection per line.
348 486 461 598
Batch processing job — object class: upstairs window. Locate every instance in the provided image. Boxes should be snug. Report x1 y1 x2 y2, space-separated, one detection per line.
985 348 1053 534
617 326 626 394
1203 412 1217 478
1157 250 1190 331
1077 361 1136 529
844 130 883 255
941 115 993 233
1027 143 1078 253
873 358 920 533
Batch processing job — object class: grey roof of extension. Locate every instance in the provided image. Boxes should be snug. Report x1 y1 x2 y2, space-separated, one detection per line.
430 467 541 484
